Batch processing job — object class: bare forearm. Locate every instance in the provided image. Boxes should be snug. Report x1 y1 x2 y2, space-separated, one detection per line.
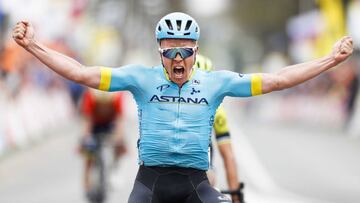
261 56 338 93
261 36 353 94
113 116 125 140
83 117 93 136
223 156 239 190
276 56 336 90
219 144 240 190
25 40 99 88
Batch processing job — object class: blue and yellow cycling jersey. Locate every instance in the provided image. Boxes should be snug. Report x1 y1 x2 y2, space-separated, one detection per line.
99 65 262 170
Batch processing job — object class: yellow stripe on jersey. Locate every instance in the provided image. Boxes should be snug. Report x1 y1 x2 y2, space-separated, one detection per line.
251 73 262 96
99 67 112 91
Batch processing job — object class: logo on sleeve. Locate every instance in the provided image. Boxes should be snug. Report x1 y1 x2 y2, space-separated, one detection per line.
238 73 244 77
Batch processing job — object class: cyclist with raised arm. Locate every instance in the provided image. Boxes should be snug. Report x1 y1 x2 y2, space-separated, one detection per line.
79 88 126 202
195 55 244 203
13 12 353 203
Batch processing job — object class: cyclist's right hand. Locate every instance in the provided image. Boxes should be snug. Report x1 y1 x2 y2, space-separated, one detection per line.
12 21 35 48
233 182 245 203
222 182 245 203
80 136 98 154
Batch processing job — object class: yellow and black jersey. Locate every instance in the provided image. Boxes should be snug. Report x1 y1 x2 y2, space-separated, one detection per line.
213 105 231 145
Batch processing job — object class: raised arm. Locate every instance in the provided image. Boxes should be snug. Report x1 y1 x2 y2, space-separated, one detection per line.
261 36 354 94
12 21 100 88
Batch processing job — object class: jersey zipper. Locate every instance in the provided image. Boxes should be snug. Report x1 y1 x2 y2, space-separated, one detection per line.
176 86 181 150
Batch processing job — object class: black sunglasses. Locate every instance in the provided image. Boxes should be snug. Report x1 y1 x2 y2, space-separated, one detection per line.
159 46 197 59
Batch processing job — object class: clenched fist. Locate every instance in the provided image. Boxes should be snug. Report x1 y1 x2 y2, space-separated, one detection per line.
332 36 354 64
12 21 35 48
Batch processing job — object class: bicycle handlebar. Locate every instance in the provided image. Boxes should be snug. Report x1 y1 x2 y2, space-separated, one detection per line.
220 182 245 203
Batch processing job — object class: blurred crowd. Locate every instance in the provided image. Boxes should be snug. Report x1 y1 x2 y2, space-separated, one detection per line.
247 0 360 133
0 0 360 156
0 0 124 156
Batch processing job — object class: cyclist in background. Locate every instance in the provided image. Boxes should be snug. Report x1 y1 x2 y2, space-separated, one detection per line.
195 55 244 203
79 88 127 201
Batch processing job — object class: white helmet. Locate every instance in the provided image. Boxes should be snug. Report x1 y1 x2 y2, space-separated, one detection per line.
155 12 200 41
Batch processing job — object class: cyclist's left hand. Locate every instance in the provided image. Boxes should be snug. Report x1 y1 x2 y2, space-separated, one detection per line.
114 139 127 158
231 193 244 203
231 196 241 203
332 36 353 64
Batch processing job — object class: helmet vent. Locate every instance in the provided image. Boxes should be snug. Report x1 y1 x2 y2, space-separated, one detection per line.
158 26 162 31
167 32 174 35
184 32 190 35
165 20 173 30
185 20 192 31
176 20 182 31
195 27 198 32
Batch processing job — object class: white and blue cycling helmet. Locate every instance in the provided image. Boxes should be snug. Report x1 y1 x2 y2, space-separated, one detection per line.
155 12 200 41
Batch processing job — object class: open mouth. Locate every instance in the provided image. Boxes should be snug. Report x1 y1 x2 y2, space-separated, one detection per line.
173 66 185 78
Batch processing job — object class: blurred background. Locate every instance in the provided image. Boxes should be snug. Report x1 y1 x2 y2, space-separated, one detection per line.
0 0 359 203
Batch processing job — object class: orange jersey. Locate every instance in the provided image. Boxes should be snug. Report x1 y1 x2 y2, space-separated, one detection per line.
81 90 123 125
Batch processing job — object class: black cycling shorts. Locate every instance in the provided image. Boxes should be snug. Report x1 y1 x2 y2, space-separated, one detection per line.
128 165 231 203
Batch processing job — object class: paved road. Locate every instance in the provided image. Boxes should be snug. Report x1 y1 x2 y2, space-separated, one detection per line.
224 98 360 203
237 119 360 203
0 120 139 203
1 98 359 203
